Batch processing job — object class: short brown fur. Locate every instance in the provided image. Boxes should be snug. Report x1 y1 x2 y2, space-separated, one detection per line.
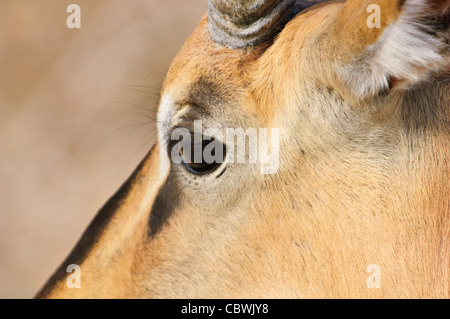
37 0 449 298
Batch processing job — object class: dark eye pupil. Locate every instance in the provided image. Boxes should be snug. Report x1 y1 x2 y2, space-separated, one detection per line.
179 138 226 175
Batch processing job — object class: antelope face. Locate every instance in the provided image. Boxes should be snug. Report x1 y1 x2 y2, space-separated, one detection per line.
37 0 449 298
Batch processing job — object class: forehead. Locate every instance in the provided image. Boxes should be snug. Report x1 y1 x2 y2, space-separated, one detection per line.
161 15 262 108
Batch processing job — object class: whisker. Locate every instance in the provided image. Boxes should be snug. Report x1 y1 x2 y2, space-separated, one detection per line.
129 88 161 96
135 137 157 156
122 110 157 122
115 100 157 114
127 122 154 137
128 84 161 91
113 122 153 134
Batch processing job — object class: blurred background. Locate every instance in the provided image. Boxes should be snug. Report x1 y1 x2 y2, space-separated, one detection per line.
0 0 206 298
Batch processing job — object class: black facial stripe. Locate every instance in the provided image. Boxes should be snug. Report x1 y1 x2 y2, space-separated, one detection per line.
36 146 156 298
148 176 180 238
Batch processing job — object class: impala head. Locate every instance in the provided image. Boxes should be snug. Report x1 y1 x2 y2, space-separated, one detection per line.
37 0 449 298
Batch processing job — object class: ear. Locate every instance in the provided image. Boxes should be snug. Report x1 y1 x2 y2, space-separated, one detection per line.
325 0 449 98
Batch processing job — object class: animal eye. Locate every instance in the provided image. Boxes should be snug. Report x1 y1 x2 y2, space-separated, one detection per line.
179 137 226 176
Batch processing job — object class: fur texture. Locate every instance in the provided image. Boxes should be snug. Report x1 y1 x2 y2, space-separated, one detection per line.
37 0 449 298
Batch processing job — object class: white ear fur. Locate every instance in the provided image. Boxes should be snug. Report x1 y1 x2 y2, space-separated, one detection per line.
341 0 448 98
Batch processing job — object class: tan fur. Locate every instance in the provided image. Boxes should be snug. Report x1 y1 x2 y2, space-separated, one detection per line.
37 0 449 298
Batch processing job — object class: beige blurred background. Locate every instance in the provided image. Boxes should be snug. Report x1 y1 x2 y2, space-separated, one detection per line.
0 0 206 298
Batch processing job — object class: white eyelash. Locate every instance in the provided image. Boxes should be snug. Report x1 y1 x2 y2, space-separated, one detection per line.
156 94 175 180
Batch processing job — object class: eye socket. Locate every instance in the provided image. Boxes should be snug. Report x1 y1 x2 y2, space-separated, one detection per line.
173 136 226 176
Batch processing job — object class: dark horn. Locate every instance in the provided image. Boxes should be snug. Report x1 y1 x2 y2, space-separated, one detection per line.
208 0 299 48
